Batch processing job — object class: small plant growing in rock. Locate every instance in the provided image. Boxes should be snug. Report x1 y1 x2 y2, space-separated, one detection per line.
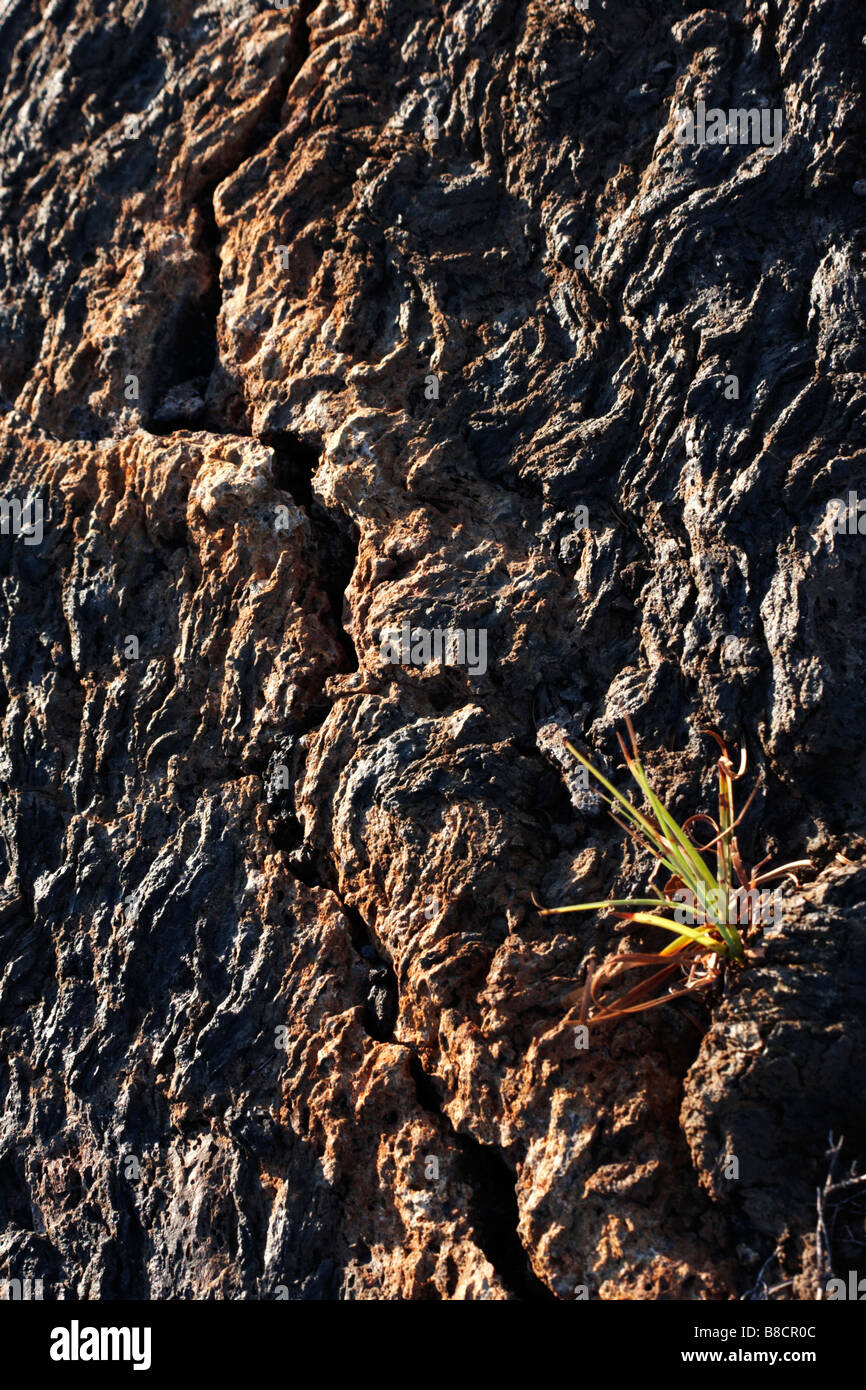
540 718 810 1025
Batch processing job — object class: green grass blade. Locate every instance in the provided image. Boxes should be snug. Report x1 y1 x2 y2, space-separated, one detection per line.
626 756 721 899
565 741 665 843
538 898 678 916
625 911 719 950
626 754 744 959
567 741 698 885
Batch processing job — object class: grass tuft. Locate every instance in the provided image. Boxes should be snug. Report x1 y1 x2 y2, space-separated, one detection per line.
539 718 810 1026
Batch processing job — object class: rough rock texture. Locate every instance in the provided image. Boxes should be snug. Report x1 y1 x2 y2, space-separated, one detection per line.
0 0 865 1300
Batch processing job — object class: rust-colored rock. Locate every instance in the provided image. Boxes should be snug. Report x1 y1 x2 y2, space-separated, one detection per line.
0 0 864 1301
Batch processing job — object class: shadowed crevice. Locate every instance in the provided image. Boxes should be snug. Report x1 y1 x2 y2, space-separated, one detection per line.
266 428 360 673
407 1053 556 1301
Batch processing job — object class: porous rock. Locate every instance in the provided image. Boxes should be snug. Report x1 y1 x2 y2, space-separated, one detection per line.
0 0 864 1299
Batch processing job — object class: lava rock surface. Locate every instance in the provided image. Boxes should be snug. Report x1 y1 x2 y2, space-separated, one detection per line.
0 0 864 1300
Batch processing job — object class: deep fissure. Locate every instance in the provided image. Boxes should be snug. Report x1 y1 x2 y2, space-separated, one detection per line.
407 1053 556 1302
267 428 360 673
147 0 318 434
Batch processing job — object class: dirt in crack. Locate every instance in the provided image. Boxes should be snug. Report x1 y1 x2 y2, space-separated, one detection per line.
408 1054 556 1301
268 429 360 673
